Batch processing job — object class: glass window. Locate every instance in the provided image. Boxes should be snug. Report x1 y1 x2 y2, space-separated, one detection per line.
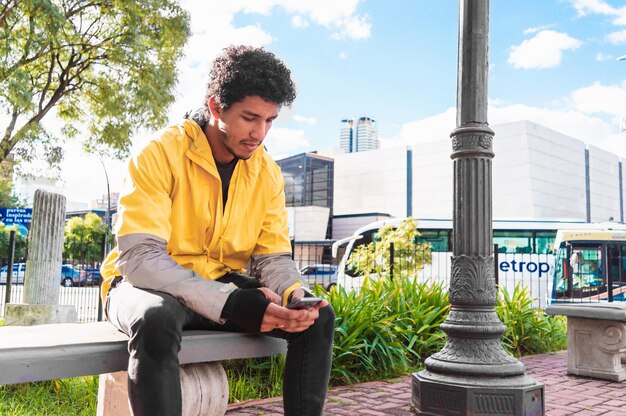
535 232 555 254
416 230 450 252
494 230 533 254
569 246 602 290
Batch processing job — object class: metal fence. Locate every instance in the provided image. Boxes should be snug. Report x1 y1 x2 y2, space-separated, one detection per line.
0 286 101 323
4 240 614 318
292 241 342 270
291 241 553 307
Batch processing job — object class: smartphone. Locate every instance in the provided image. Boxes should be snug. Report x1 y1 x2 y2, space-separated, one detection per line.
287 296 323 310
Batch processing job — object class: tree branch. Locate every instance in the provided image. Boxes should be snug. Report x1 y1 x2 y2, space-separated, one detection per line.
0 107 20 161
0 0 16 30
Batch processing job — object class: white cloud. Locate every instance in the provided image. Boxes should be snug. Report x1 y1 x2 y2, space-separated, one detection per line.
607 29 626 44
214 0 371 40
508 30 582 69
330 15 371 40
569 82 626 116
596 52 614 60
292 15 309 28
339 52 348 59
279 0 371 39
381 108 456 148
293 115 317 125
264 127 311 159
569 0 626 26
523 24 557 34
570 0 618 16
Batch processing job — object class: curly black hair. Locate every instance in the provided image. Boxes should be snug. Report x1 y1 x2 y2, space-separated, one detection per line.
205 45 296 112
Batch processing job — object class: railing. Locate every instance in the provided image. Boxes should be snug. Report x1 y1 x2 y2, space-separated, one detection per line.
0 286 101 323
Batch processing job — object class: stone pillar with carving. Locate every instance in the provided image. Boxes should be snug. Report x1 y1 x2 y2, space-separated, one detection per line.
411 1 545 415
4 189 77 325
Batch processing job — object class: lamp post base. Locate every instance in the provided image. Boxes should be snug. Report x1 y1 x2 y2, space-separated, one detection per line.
412 370 544 416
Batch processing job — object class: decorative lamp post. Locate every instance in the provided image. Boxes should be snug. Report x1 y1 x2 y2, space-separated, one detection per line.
411 1 545 415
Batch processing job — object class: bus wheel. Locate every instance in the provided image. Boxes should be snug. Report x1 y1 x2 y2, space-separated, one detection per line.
62 278 73 287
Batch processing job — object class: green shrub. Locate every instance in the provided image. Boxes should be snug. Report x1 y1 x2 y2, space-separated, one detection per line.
495 284 567 357
320 276 449 385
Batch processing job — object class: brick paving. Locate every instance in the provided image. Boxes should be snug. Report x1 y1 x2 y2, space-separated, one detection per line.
226 351 626 415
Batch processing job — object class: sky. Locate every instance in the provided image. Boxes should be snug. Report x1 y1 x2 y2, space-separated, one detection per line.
57 0 626 204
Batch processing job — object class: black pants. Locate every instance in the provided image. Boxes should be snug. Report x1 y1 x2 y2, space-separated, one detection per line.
105 279 335 416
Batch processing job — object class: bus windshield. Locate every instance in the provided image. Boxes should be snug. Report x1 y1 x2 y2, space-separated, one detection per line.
552 230 626 302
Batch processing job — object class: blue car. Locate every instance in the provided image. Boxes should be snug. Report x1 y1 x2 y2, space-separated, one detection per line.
61 265 91 287
299 264 338 291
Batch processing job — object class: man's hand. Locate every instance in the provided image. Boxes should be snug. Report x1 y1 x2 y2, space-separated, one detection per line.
258 288 329 333
289 287 306 302
258 287 281 305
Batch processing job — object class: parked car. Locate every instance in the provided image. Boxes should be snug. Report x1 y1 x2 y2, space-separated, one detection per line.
84 268 103 285
0 262 26 285
61 265 93 287
299 264 338 291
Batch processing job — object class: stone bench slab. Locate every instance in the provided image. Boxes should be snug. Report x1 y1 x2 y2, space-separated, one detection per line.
546 302 626 321
0 321 287 385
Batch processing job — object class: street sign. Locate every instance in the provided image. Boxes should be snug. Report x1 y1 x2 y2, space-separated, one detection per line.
0 208 32 235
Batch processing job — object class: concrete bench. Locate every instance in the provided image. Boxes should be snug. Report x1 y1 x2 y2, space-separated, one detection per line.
0 321 287 415
545 302 626 381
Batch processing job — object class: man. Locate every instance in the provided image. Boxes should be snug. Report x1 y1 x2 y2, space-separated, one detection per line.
100 45 334 416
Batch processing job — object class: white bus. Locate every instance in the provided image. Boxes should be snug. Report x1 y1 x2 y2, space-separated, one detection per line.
552 228 626 303
331 218 626 307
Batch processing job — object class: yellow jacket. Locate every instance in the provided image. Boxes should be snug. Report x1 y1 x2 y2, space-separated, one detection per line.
101 119 301 316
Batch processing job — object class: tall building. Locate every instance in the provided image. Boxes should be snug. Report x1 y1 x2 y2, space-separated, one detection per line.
339 116 380 153
276 152 334 240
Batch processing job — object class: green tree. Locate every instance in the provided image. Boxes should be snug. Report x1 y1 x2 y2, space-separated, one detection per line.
0 158 24 207
63 213 110 265
0 0 191 166
348 217 432 280
0 222 26 262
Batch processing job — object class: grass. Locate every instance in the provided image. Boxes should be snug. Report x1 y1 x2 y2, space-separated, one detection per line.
0 377 98 416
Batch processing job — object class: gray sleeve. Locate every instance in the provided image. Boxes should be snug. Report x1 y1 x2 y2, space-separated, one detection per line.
249 253 307 300
115 233 235 323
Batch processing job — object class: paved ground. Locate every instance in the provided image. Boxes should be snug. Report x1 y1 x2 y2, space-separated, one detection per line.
226 351 626 415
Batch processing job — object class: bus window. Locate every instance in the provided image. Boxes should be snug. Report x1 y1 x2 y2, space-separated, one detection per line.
535 232 555 254
569 247 602 290
345 230 376 277
493 231 533 254
553 244 603 300
416 230 450 252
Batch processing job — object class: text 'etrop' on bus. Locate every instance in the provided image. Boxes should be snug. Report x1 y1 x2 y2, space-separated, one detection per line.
331 217 626 308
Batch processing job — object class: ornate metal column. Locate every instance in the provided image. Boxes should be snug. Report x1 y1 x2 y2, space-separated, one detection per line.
412 1 545 415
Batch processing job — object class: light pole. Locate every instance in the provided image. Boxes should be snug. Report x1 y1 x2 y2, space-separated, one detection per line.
97 156 111 322
412 1 544 415
98 156 112 256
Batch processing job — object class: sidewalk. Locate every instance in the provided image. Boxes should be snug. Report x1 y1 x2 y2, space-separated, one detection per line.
226 351 626 415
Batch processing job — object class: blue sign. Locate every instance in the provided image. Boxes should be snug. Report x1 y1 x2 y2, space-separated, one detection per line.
0 208 32 235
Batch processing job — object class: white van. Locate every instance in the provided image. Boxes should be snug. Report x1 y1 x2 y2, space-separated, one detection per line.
0 263 27 285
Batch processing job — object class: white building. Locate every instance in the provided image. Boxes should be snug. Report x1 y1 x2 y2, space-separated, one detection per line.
334 146 410 218
339 117 380 153
332 120 625 237
12 175 88 212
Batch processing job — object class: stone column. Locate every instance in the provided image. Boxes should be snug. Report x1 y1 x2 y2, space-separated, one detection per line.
97 363 229 416
411 1 545 415
4 189 77 325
